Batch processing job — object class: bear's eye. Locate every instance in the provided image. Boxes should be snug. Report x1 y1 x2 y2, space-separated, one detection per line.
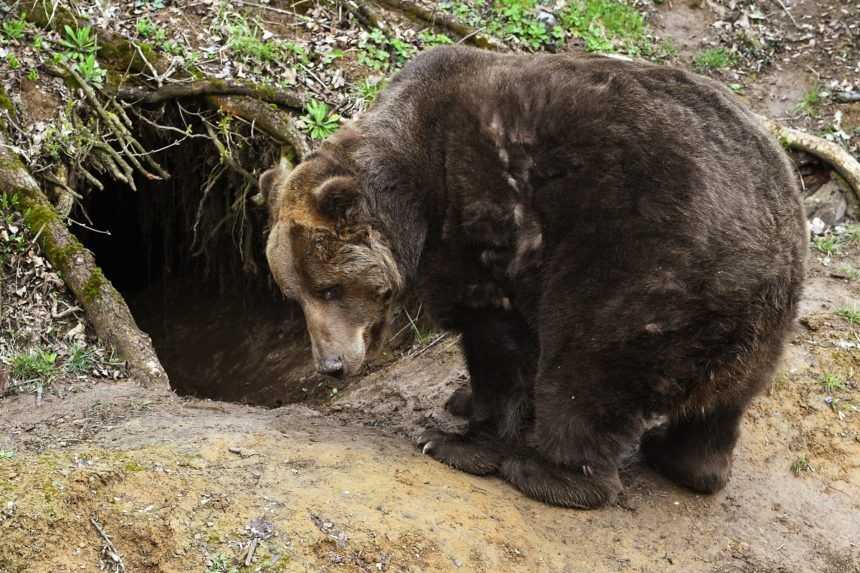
316 285 342 302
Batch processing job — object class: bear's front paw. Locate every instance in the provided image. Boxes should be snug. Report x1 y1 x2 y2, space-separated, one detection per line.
417 429 502 476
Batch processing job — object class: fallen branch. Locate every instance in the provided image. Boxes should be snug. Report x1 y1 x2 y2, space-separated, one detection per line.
833 91 860 104
759 115 860 204
117 80 305 110
0 136 170 389
372 0 504 50
90 514 126 573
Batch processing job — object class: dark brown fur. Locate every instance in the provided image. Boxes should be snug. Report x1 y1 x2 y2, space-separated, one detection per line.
263 46 807 508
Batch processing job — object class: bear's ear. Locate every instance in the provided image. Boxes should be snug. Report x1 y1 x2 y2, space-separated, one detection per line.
312 176 361 222
257 159 292 216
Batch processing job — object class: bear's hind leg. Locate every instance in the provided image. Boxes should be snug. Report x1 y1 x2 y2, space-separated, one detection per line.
641 405 743 494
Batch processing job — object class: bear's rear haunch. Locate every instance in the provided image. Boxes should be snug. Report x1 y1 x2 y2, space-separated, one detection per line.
260 46 807 508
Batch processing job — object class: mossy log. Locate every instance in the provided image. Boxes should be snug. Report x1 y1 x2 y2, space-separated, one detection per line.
0 137 170 389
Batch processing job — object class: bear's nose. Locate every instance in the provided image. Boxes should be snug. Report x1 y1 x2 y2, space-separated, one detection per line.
318 357 344 378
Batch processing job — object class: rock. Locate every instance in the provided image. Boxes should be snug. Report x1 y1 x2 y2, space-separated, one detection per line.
804 178 847 228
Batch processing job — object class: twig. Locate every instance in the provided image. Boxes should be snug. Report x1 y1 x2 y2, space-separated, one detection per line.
117 80 305 110
410 332 449 359
133 42 165 88
771 0 801 29
90 514 126 573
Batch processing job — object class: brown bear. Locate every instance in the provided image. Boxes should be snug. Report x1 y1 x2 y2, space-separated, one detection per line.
260 46 807 509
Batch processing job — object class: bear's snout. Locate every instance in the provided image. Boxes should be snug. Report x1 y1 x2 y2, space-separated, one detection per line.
318 356 345 378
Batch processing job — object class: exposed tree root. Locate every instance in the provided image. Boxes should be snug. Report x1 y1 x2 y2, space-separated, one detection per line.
759 115 860 204
0 137 170 389
372 0 505 50
208 95 311 160
117 80 305 110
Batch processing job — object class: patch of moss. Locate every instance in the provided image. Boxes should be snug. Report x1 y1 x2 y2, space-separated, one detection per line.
123 460 145 472
82 267 106 303
0 85 14 113
24 4 78 31
22 202 57 232
99 38 159 75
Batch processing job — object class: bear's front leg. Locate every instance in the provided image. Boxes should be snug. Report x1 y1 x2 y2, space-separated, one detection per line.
419 307 538 475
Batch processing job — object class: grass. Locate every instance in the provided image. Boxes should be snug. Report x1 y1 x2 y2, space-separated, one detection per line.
820 373 846 393
205 554 238 573
693 47 735 71
796 84 822 117
356 77 387 105
65 344 96 375
0 451 15 460
11 349 59 382
835 307 860 326
441 0 652 55
790 455 812 476
561 0 647 54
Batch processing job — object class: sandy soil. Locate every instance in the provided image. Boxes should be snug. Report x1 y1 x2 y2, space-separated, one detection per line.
2 245 859 572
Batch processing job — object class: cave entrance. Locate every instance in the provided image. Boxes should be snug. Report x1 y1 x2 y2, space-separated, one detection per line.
70 125 320 407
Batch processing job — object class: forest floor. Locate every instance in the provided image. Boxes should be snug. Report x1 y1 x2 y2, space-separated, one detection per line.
1 0 859 572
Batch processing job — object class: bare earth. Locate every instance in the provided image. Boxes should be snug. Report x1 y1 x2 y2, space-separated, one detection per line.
2 1 860 572
2 249 859 572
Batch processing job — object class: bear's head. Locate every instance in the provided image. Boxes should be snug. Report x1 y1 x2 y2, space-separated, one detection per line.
260 129 402 377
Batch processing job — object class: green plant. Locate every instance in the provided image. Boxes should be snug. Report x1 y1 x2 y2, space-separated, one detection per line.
418 29 453 47
357 77 387 104
26 68 39 81
820 373 846 392
790 455 811 476
225 15 279 63
835 307 860 326
796 84 821 118
65 344 96 374
2 16 27 41
206 554 238 573
561 0 647 54
302 99 341 140
358 29 395 70
135 17 157 38
5 52 21 70
58 25 98 59
11 349 59 382
813 235 840 256
0 451 15 460
693 47 735 71
74 53 107 87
